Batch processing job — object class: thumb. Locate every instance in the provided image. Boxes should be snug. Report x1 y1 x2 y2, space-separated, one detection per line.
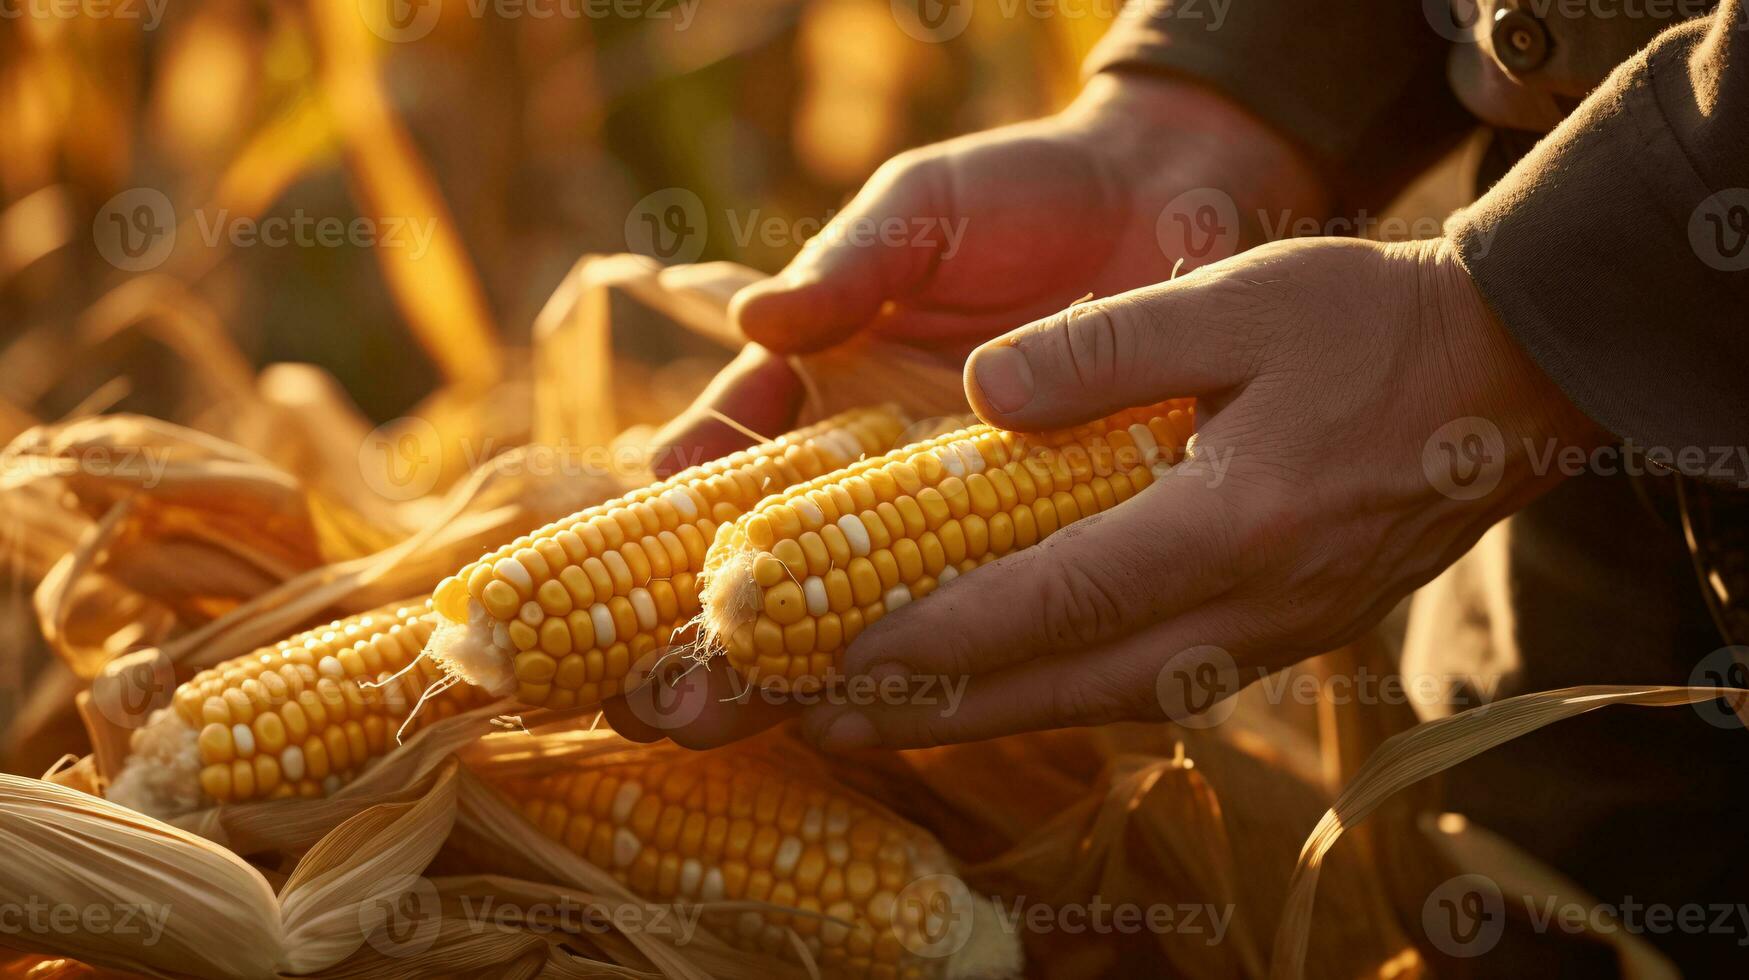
963 275 1257 430
732 154 944 354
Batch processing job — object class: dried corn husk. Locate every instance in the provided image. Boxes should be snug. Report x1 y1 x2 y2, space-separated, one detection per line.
6 724 960 979
10 254 1747 980
1269 684 1745 979
0 763 456 978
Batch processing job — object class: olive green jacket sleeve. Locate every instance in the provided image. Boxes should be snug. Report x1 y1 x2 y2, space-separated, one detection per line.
1084 0 1473 207
1447 0 1749 466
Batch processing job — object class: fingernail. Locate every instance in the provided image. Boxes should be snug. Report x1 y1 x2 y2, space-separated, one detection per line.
817 712 880 752
971 345 1034 414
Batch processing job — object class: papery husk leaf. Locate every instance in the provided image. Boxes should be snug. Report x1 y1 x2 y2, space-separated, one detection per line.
151 442 627 677
1268 685 1744 980
532 254 628 450
0 774 285 979
0 480 88 583
277 763 461 973
967 747 1261 980
0 185 74 287
74 276 258 405
789 337 969 426
1 764 495 978
248 363 412 545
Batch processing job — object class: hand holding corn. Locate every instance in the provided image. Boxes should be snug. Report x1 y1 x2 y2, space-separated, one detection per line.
651 72 1330 466
648 237 1606 751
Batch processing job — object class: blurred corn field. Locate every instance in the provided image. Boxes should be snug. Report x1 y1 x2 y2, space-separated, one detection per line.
0 1 1114 768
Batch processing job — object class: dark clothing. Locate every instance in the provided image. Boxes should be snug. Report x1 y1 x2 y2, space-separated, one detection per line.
1089 0 1749 462
1089 1 1749 974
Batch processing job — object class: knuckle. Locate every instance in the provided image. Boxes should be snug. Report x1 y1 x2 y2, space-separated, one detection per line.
1057 304 1129 391
871 148 942 198
1032 551 1129 653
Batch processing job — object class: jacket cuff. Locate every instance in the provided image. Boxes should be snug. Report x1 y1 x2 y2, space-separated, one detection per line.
1447 15 1749 469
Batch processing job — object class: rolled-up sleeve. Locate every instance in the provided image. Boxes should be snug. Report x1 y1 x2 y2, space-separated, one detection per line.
1085 0 1473 206
1447 0 1749 466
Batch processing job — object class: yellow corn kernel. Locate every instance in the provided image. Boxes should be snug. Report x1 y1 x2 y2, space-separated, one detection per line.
489 749 1011 979
110 600 485 817
702 401 1194 690
426 407 909 706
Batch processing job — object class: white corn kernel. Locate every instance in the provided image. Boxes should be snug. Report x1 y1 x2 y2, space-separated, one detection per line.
838 515 871 557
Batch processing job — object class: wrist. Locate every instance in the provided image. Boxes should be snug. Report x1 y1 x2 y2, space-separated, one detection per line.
1409 238 1610 474
1069 71 1334 228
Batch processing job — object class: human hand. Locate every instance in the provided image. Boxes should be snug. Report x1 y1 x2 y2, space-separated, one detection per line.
606 75 1329 745
781 235 1607 749
649 72 1330 469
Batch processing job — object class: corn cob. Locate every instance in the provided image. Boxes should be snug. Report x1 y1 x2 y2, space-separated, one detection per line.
424 406 908 707
701 402 1194 689
108 600 482 817
493 751 1019 979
